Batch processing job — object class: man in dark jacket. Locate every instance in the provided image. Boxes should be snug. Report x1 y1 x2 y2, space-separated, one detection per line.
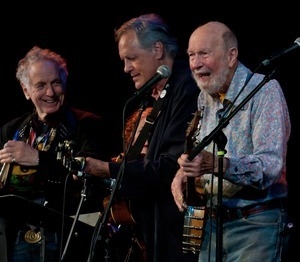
83 13 200 262
0 46 110 262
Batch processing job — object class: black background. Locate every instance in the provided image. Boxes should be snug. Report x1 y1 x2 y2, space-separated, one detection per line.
1 1 299 232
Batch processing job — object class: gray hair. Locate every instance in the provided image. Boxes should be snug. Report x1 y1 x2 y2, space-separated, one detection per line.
16 46 68 88
114 13 179 59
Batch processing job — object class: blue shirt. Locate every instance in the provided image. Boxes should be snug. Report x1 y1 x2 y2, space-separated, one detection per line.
196 62 291 208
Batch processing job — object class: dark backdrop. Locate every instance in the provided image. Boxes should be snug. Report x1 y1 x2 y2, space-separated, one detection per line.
1 1 299 244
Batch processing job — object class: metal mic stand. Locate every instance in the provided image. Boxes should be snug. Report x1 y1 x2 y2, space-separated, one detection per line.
87 95 148 262
213 132 227 262
61 178 88 261
87 162 125 262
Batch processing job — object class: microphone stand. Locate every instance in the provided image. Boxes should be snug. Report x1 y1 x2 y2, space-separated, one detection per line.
87 161 126 262
187 69 276 262
87 95 149 262
214 132 227 262
60 178 88 261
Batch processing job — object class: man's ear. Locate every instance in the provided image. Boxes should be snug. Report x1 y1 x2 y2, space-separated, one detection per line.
153 41 164 59
21 83 31 100
228 47 238 67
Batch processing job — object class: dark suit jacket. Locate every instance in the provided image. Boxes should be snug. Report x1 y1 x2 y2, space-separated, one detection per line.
109 60 200 262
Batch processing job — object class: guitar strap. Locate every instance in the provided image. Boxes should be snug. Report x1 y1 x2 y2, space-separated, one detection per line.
126 92 166 161
119 88 168 261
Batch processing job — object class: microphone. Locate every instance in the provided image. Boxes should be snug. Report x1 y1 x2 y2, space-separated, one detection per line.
75 172 116 190
70 157 116 190
261 37 300 67
133 65 171 97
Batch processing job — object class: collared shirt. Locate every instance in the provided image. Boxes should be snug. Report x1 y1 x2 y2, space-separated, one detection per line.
196 62 291 208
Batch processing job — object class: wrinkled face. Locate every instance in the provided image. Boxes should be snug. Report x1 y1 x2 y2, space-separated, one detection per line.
118 30 163 90
187 27 236 96
22 59 66 121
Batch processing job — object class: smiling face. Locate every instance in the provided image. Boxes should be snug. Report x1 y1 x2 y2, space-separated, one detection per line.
187 22 238 96
21 59 66 121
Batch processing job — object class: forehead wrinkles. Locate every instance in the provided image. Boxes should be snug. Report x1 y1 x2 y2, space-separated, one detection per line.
189 28 224 53
28 61 59 85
